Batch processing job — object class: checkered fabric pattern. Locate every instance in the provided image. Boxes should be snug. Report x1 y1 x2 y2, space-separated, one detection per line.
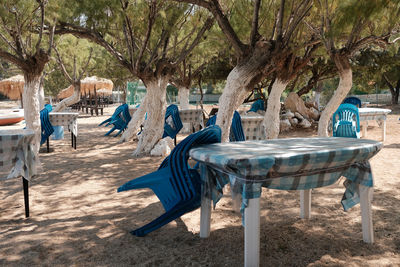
49 112 79 136
0 129 39 181
241 116 266 140
359 108 391 122
179 109 204 132
190 137 382 212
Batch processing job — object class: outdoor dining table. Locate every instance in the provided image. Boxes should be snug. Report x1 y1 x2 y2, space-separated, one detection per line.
0 129 39 217
48 112 79 152
189 137 382 267
358 107 391 141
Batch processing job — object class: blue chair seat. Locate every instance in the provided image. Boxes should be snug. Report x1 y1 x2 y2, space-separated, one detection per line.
117 125 221 236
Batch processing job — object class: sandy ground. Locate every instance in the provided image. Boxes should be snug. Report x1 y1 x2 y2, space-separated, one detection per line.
0 101 399 266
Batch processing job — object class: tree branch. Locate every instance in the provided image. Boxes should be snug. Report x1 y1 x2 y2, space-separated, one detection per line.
55 22 133 74
78 47 93 80
52 44 73 83
35 0 45 54
250 0 261 47
136 0 157 72
174 0 247 57
175 17 214 65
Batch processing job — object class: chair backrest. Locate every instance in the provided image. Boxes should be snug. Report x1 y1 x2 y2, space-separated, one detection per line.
163 104 183 139
169 125 221 199
343 97 361 108
332 103 360 138
248 99 265 113
206 111 245 141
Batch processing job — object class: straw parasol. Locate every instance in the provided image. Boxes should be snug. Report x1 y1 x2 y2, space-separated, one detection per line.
56 76 113 99
0 75 25 100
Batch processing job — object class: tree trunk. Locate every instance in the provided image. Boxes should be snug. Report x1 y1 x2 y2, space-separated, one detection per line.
133 77 169 156
23 73 42 154
318 68 352 137
178 86 190 109
314 91 321 109
262 79 289 139
119 93 148 142
39 84 45 109
216 62 265 142
392 89 399 105
53 84 81 112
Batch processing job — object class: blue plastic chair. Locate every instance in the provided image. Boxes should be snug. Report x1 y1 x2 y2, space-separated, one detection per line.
117 125 221 236
99 104 128 127
40 105 54 145
332 104 360 138
343 97 362 108
248 99 265 113
162 104 183 142
101 104 131 137
206 111 245 141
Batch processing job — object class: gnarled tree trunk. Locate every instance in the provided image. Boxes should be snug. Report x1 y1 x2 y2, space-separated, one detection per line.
23 73 42 154
216 55 268 142
53 83 80 112
263 79 289 139
178 86 190 109
133 76 169 156
318 63 352 137
119 93 148 142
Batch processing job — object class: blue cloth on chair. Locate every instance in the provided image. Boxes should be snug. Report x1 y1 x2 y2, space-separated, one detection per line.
332 103 360 138
248 99 265 113
343 97 362 108
206 111 245 141
117 125 221 236
40 105 54 145
162 104 183 139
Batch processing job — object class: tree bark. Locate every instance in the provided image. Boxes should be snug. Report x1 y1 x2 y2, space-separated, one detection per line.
133 76 169 156
119 93 148 142
318 67 352 137
53 83 81 112
216 53 269 142
178 86 190 109
263 79 289 139
23 73 42 154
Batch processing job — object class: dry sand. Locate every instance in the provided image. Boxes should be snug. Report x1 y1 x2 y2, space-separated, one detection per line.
0 101 399 266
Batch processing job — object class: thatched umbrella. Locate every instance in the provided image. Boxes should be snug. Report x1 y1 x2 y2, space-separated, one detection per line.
0 75 24 100
57 76 113 99
80 76 113 95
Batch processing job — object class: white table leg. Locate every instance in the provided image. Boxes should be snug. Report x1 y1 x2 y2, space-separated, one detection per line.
381 120 386 142
200 197 211 238
300 189 312 219
244 198 260 267
360 184 374 243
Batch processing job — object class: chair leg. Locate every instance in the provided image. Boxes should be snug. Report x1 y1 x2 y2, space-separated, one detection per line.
22 177 29 218
46 137 50 153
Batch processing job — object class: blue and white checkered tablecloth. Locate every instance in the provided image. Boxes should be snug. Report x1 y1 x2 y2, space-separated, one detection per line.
49 112 79 136
0 129 39 181
190 137 382 212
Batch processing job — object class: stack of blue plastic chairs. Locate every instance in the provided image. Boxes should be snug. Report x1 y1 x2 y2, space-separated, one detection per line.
40 104 54 145
206 111 245 141
162 104 183 143
332 103 360 138
247 99 265 113
343 96 362 108
99 104 131 137
118 125 221 236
